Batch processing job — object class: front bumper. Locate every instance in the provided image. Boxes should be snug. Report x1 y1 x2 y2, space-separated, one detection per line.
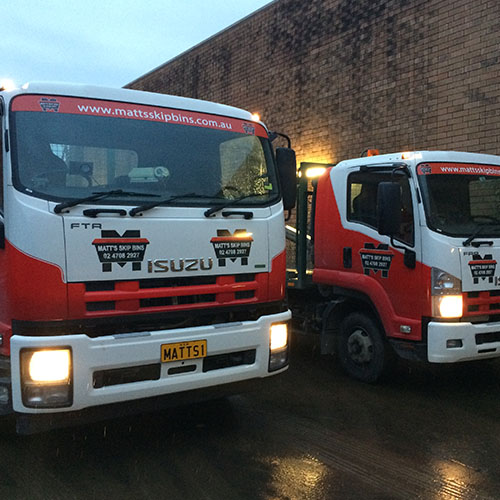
9 310 290 415
427 320 500 362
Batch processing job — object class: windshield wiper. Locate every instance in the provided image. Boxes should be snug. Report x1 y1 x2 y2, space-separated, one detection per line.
129 193 217 216
54 190 160 214
204 194 263 218
463 218 500 246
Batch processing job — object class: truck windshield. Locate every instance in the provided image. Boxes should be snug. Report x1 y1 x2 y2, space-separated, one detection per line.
417 162 500 238
9 95 279 208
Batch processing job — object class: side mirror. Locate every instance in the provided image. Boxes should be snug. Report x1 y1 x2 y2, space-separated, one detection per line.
377 182 401 236
276 147 297 210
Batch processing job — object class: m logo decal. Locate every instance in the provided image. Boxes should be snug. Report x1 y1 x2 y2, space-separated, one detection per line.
92 230 149 272
210 229 253 267
359 243 394 278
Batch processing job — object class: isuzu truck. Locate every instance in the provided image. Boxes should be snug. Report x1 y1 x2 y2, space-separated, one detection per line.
288 151 500 382
0 82 296 432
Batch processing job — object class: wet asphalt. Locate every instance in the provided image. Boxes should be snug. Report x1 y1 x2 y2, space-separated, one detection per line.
1 333 500 500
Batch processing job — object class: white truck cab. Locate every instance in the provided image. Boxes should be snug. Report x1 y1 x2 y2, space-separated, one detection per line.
297 150 500 382
0 83 296 432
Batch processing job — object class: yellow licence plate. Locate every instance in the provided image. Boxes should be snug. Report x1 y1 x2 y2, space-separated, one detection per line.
161 340 207 363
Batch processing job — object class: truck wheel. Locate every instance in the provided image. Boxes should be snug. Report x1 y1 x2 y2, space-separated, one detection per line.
338 312 391 383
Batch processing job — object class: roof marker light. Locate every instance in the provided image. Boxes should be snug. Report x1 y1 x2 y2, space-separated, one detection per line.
402 152 423 160
0 79 16 91
361 148 380 157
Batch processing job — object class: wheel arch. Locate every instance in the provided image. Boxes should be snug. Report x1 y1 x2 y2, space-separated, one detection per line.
320 288 385 355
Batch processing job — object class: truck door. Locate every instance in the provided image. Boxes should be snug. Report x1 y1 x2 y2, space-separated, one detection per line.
345 169 423 338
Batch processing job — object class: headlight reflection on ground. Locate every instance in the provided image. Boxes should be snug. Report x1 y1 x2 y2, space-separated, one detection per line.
265 454 328 499
433 459 478 499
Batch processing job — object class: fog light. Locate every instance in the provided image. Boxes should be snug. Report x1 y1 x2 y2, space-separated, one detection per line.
21 348 73 408
269 323 289 372
446 339 463 348
269 350 289 372
0 386 9 405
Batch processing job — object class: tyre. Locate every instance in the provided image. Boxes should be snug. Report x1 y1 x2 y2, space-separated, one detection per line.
338 312 393 383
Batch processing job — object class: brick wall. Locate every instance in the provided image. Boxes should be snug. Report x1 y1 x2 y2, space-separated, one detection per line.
127 0 500 165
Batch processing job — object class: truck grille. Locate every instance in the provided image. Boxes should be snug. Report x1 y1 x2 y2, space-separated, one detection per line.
83 274 258 314
475 331 500 345
464 291 500 322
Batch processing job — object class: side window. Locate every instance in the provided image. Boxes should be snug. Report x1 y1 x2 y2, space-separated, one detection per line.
348 178 378 227
347 171 414 246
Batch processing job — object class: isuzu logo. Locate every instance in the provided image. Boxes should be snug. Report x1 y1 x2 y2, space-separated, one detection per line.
417 164 432 175
39 97 60 112
242 122 256 135
92 230 149 272
147 258 213 273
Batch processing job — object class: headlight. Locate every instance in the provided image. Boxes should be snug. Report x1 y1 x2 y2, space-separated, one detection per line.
21 348 73 408
270 323 288 351
29 349 71 383
269 323 289 372
431 268 463 319
433 295 463 318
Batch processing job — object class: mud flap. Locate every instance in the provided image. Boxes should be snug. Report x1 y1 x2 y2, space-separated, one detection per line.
320 299 344 355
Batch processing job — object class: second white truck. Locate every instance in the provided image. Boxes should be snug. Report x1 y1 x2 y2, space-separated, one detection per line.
289 151 500 382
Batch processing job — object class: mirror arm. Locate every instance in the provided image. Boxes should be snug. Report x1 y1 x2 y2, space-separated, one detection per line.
390 236 416 269
269 131 291 148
